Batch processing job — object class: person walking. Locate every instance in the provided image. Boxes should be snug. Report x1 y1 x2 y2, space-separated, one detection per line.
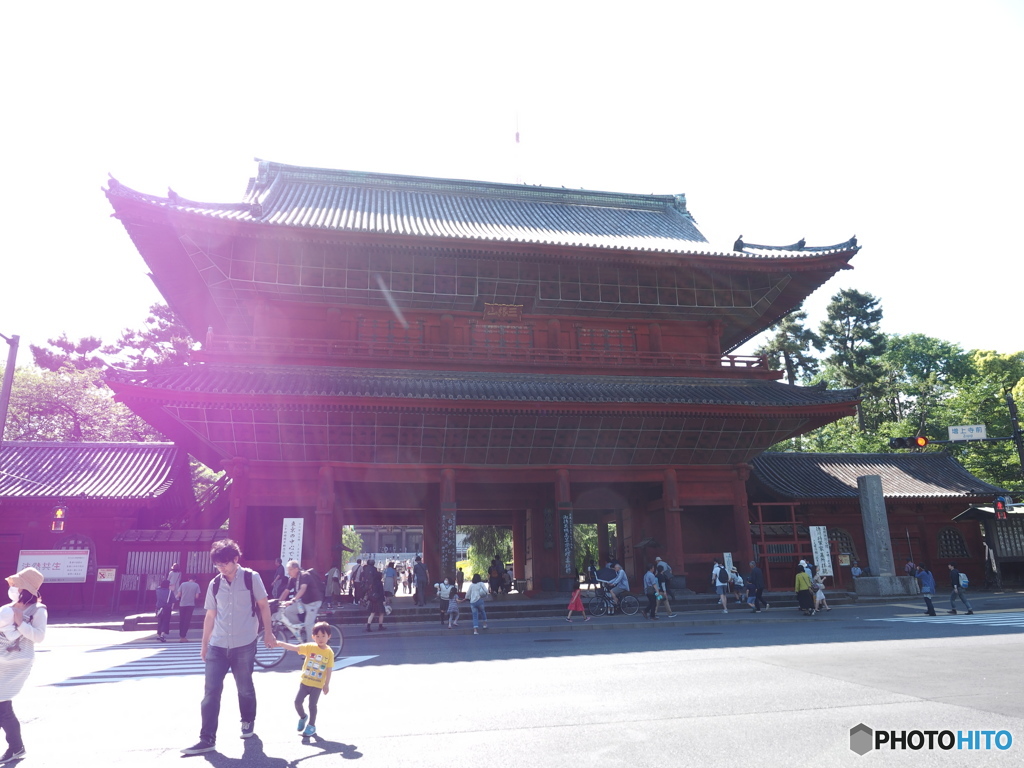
467 575 489 634
181 539 276 755
444 579 463 629
347 559 363 599
488 559 504 598
177 575 202 641
795 564 815 616
654 556 676 600
412 557 429 607
916 564 937 616
276 621 334 738
714 562 731 613
812 573 831 612
947 563 974 615
155 579 173 642
566 581 590 623
641 564 660 620
365 566 387 632
585 559 598 590
0 567 47 763
269 558 287 603
746 560 769 613
167 563 183 611
455 568 465 594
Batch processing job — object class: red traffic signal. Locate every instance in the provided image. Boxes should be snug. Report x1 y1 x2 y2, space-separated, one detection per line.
889 436 930 449
995 497 1008 520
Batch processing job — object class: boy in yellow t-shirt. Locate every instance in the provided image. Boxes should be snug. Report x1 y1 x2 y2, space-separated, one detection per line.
277 621 335 737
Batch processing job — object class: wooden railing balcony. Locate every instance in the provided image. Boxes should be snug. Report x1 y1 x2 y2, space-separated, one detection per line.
201 333 775 377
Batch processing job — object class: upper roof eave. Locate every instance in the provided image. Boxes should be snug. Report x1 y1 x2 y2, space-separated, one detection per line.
104 164 860 262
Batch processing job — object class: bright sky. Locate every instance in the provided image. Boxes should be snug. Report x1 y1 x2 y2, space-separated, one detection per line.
2 1 1022 363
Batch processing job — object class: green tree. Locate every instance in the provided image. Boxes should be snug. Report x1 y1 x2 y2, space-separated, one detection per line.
2 365 163 442
756 310 821 385
29 303 195 373
818 289 887 430
878 334 973 427
935 351 1024 492
458 525 512 580
342 526 364 567
30 334 107 371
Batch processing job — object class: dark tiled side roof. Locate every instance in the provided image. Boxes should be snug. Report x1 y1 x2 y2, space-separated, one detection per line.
0 442 181 499
108 364 860 409
751 452 1006 499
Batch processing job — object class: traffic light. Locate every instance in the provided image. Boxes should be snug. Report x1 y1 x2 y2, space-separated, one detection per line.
995 497 1008 520
889 436 930 449
51 504 67 532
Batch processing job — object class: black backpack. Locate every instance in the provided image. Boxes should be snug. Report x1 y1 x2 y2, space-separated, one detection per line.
211 567 263 632
717 567 730 585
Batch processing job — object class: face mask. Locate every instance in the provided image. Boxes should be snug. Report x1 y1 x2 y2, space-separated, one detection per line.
8 586 20 602
443 580 449 586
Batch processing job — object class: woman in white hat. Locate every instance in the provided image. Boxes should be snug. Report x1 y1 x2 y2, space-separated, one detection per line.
0 567 47 762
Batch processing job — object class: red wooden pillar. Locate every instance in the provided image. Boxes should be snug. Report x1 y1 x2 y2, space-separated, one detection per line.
224 457 250 550
663 468 685 574
512 510 526 583
438 468 457 581
732 465 754 567
314 465 335 574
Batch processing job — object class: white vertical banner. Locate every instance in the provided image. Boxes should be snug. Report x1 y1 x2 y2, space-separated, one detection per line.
281 517 304 567
809 526 833 576
722 552 734 573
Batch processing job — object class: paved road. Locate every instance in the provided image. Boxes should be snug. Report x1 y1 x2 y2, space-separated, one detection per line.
22 595 1024 766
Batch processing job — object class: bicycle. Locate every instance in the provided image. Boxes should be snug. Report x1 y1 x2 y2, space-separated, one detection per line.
587 587 639 617
255 599 344 669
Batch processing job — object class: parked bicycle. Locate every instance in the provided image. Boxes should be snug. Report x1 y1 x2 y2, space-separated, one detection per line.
255 599 343 668
587 587 639 617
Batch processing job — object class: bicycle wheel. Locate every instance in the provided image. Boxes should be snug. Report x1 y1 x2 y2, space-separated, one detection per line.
255 630 287 668
588 596 608 617
328 624 344 656
620 595 640 616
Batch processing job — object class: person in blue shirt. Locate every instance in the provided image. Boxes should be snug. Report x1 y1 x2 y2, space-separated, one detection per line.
915 564 937 616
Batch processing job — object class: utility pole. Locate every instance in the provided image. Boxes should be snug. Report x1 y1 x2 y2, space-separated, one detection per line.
0 333 19 447
1005 389 1024 482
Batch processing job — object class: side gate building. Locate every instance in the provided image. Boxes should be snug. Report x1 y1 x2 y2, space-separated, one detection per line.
104 160 863 590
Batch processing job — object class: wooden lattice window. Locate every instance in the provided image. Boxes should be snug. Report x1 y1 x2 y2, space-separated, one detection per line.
829 528 857 560
577 327 637 352
471 324 533 349
938 527 969 559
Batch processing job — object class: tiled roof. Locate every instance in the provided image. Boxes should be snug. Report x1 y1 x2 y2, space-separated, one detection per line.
0 442 182 499
751 452 1006 499
108 364 859 409
105 161 858 258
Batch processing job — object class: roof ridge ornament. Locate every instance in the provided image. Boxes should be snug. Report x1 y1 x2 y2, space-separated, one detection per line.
734 235 859 253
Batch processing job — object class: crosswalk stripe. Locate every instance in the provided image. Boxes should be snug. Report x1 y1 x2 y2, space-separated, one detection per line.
868 612 1024 628
52 646 377 687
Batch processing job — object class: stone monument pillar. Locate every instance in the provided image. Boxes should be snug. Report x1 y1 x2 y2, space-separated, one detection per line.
854 475 917 597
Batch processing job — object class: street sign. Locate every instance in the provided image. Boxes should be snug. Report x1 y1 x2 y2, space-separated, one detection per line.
948 424 986 441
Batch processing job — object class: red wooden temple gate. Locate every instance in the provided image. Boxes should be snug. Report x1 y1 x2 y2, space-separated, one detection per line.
105 161 861 590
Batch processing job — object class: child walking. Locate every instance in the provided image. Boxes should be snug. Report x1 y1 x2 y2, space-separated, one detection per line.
277 621 335 737
445 581 464 628
566 582 590 622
